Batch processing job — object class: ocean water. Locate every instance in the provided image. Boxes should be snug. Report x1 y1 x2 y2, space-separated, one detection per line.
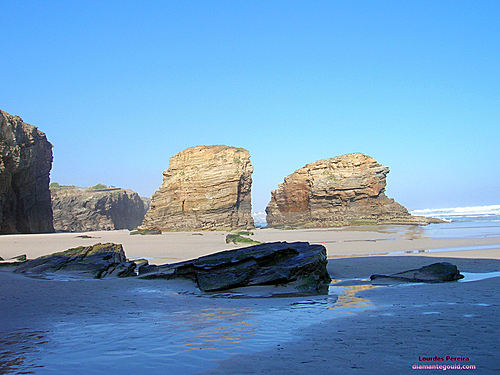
410 204 500 240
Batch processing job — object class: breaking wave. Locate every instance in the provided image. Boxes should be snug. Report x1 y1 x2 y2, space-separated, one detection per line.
411 205 500 218
252 211 267 227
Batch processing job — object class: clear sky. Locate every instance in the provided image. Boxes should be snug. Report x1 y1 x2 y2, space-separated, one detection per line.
2 1 499 212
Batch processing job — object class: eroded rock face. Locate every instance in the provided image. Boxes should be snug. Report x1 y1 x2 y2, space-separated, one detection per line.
370 262 464 283
266 153 430 227
141 145 254 231
0 109 54 234
14 243 136 278
51 186 146 232
139 241 331 294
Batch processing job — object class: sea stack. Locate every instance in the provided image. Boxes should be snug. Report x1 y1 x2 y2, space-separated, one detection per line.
266 153 430 227
0 109 54 234
51 185 147 232
140 145 254 231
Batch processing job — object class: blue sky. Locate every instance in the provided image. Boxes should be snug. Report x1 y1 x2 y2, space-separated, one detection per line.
2 1 499 212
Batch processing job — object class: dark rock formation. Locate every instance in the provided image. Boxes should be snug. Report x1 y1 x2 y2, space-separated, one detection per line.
11 241 330 294
0 109 54 234
140 241 331 294
370 262 464 283
266 153 432 228
140 145 254 231
51 185 146 232
14 243 137 278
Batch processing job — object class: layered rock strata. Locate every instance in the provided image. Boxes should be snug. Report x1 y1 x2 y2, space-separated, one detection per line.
0 109 54 234
12 241 330 294
140 241 331 294
141 145 254 231
266 153 431 227
14 243 137 278
51 186 146 232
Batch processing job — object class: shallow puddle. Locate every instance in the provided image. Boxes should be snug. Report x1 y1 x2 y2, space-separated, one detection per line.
0 279 375 374
388 243 500 255
459 271 500 282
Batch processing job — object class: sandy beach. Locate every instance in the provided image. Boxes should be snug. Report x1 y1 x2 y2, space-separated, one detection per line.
1 223 500 374
1 225 499 262
3 1 499 373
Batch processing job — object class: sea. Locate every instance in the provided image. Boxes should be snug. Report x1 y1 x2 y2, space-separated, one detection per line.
410 204 500 240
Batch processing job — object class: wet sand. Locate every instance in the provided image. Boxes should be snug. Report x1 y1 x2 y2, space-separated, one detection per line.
1 256 499 374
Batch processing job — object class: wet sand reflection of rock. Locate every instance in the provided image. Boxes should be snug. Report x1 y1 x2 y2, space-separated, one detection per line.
175 308 256 352
0 330 48 374
328 283 377 310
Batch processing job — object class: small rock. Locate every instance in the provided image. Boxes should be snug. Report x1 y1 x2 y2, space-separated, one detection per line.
370 262 464 283
11 254 27 262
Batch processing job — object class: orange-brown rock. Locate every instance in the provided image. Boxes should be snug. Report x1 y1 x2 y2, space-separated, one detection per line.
140 145 254 231
266 153 430 228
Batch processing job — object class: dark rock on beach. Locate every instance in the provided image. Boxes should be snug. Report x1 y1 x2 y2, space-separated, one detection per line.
0 109 54 234
370 262 464 283
140 241 331 294
11 241 330 294
14 243 136 278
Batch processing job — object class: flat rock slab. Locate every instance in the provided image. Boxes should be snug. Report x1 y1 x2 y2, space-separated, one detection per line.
140 241 331 294
14 243 136 279
370 262 464 283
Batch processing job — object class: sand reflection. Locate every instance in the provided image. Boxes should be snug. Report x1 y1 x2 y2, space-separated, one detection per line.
328 283 376 310
173 308 256 351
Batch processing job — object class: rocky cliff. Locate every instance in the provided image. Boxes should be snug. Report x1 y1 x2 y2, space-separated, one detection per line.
51 185 146 232
266 153 430 227
140 145 254 231
0 109 54 234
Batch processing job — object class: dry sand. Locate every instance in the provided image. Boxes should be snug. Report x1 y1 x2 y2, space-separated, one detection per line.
1 226 499 262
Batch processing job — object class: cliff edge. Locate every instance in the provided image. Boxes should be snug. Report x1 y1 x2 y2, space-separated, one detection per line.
0 109 54 234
